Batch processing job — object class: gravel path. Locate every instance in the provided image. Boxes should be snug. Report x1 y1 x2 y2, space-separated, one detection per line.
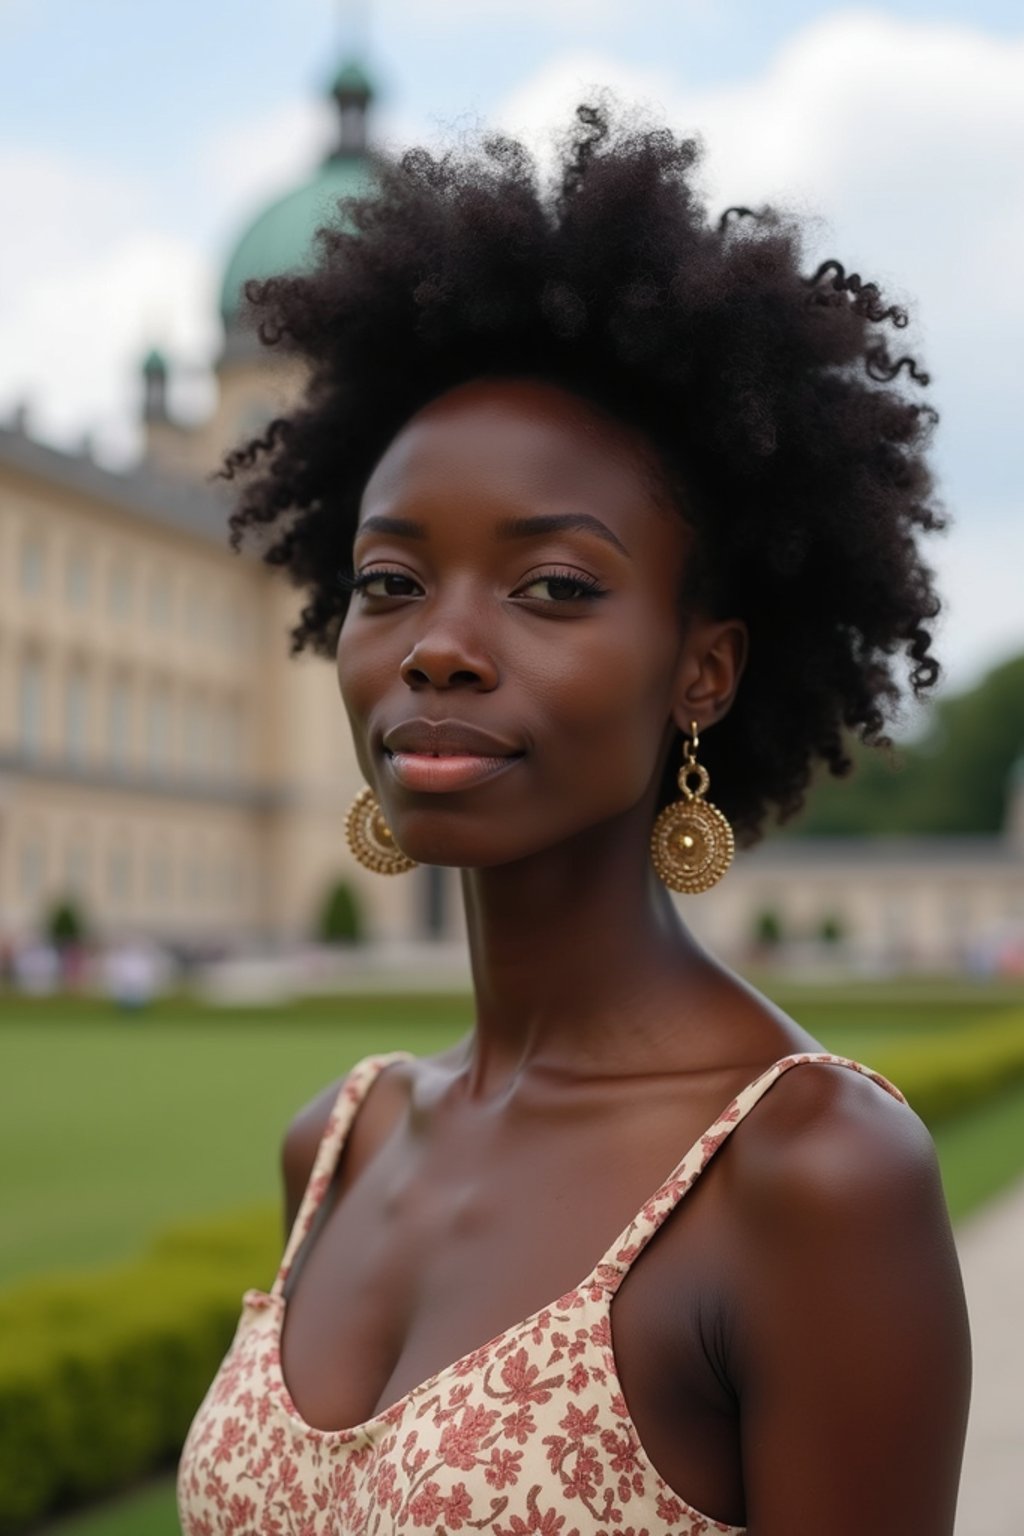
955 1176 1024 1536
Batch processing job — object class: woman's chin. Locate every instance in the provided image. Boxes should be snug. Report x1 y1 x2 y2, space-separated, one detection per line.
386 820 541 871
391 837 510 871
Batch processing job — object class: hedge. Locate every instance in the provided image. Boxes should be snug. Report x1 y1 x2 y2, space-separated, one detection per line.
0 1207 279 1534
3 1011 1024 1532
872 1010 1024 1125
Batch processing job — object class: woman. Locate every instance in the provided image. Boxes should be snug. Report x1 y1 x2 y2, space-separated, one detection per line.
178 106 971 1534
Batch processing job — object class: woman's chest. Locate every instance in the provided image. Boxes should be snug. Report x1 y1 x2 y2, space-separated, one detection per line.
181 1274 745 1536
279 1116 746 1528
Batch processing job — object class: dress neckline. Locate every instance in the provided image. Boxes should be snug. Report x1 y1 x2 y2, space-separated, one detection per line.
263 1048 904 1447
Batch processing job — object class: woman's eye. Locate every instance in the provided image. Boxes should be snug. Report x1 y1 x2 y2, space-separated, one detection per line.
355 570 421 598
345 568 605 603
515 573 606 602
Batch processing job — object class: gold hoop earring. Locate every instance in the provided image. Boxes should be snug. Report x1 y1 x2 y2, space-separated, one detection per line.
345 786 418 875
650 723 734 894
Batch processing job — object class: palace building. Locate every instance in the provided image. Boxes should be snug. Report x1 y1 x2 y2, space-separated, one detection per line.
0 59 455 955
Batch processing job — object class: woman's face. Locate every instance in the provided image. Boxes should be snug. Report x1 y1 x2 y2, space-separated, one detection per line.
337 377 727 869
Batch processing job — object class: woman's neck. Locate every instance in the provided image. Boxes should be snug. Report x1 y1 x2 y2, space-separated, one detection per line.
456 801 710 1093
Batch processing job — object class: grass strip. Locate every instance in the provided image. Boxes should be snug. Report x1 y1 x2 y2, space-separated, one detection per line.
37 1477 180 1536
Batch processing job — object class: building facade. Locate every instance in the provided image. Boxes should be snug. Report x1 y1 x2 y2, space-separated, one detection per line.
0 60 457 955
684 815 1024 973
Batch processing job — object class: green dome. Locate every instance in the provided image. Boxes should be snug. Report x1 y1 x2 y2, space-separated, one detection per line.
219 154 375 322
332 60 373 99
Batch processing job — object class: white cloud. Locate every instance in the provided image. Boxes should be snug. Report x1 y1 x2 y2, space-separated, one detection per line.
0 147 217 464
494 13 1024 339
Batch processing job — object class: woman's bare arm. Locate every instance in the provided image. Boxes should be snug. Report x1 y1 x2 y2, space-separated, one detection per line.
730 1066 972 1534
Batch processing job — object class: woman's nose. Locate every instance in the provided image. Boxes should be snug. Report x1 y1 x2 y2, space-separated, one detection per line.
399 625 499 692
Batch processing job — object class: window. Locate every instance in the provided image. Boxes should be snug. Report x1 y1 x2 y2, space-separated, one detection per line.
223 600 240 649
146 684 172 774
225 854 244 906
65 837 90 894
222 699 244 775
185 586 205 638
150 572 172 629
19 836 45 900
146 844 171 907
106 841 132 904
423 865 448 940
107 677 131 769
66 550 90 610
185 851 204 903
234 605 254 648
184 694 207 774
109 560 132 621
19 535 44 595
18 654 44 757
65 668 89 765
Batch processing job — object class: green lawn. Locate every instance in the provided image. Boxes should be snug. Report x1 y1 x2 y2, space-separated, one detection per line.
41 1478 181 1536
0 993 472 1286
9 980 1022 1536
3 983 1022 1287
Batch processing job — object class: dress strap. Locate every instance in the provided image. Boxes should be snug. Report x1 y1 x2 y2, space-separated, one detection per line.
271 1051 414 1298
590 1052 907 1295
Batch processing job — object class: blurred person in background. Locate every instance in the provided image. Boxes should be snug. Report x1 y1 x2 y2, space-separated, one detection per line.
103 936 163 1011
178 104 971 1535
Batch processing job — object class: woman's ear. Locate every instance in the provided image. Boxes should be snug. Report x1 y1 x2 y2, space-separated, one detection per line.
670 616 748 734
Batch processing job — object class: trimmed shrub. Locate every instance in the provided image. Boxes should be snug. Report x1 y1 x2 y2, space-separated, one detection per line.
818 914 844 945
317 878 364 944
0 1207 278 1533
45 895 87 950
870 1011 1024 1126
753 907 783 948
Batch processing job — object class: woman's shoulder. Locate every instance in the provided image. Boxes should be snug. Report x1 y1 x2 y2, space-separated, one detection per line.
693 966 937 1219
718 1041 945 1270
698 1033 970 1532
280 1051 422 1231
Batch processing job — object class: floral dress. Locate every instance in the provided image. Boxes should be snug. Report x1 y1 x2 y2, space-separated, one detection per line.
177 1050 906 1535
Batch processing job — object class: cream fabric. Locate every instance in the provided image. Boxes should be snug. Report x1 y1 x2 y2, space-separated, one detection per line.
178 1049 906 1535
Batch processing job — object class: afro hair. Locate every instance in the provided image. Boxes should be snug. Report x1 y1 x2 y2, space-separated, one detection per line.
222 101 945 845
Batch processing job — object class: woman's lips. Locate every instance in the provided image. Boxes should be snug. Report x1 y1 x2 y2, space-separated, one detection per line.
386 751 522 793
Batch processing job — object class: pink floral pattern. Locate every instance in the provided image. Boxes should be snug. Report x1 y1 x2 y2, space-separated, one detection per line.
178 1051 905 1534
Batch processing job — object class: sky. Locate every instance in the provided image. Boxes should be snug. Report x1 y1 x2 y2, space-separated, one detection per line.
2 0 1022 699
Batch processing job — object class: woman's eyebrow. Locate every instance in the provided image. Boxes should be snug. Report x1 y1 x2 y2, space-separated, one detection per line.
496 513 630 557
355 514 425 541
356 511 631 556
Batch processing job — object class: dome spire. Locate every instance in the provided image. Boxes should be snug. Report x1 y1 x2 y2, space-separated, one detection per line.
328 56 374 159
141 347 169 424
218 9 380 324
328 1 374 159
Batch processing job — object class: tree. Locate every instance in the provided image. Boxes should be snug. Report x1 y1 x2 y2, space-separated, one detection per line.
46 895 87 951
793 651 1024 837
753 908 784 948
818 913 844 945
317 879 364 944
